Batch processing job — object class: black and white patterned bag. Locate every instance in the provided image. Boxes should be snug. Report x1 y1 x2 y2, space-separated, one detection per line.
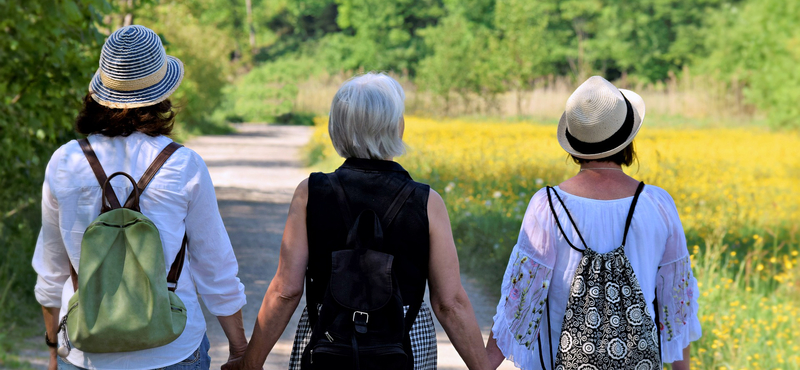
542 183 662 370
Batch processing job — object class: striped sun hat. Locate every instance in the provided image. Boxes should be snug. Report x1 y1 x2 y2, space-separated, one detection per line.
89 25 184 109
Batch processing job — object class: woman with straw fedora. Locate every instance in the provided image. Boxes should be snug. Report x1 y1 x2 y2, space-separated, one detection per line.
32 25 247 370
485 76 701 370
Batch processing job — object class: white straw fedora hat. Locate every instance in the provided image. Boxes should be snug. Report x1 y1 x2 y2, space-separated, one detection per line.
557 76 646 160
89 25 184 109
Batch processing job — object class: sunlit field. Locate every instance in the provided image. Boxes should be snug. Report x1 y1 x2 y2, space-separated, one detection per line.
307 117 800 370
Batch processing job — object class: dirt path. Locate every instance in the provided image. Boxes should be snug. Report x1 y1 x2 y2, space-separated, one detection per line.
13 125 514 370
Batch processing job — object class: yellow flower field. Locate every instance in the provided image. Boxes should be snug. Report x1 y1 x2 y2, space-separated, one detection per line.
307 117 800 369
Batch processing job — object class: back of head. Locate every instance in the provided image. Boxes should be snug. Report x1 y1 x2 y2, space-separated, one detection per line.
328 72 406 160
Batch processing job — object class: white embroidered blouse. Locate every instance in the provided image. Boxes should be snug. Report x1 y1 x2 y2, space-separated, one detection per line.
492 185 701 369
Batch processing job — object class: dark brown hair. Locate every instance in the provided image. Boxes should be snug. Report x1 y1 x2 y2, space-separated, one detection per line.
75 93 176 137
571 142 637 167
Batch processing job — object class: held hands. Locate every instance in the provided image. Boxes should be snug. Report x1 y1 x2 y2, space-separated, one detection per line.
220 356 244 370
221 341 255 370
221 357 264 370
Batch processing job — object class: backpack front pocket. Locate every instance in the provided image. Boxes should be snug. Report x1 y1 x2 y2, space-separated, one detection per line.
309 342 407 370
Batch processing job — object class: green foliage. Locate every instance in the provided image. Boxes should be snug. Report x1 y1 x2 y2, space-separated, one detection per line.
699 0 800 128
327 0 444 72
136 1 236 136
0 0 111 348
219 57 323 123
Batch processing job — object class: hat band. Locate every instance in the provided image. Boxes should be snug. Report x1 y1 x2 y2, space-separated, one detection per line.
99 61 168 92
565 93 634 155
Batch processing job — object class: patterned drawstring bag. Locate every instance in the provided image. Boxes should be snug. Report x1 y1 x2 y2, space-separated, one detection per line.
540 182 662 370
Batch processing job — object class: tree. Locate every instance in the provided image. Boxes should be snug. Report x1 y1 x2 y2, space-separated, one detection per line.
494 0 556 114
699 0 800 127
0 0 112 326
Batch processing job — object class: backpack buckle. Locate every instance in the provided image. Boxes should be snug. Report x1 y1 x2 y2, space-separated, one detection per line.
353 311 369 334
167 282 178 292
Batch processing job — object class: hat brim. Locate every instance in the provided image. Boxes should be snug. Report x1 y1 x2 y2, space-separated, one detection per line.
557 88 646 160
89 56 184 109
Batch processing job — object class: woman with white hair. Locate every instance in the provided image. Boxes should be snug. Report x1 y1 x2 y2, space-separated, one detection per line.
485 76 701 370
224 72 491 370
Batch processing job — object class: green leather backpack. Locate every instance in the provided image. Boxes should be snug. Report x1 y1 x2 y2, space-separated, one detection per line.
57 139 188 355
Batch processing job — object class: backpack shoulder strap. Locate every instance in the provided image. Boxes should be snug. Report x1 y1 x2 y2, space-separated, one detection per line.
123 142 183 208
545 186 587 252
621 182 645 247
167 234 188 292
78 138 121 211
126 141 186 292
381 181 416 229
326 172 354 229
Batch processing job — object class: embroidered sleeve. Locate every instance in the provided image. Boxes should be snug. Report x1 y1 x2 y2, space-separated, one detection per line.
493 247 553 367
492 190 557 367
656 255 702 362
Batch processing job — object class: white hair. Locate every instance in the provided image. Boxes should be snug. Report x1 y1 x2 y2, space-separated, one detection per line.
328 72 406 160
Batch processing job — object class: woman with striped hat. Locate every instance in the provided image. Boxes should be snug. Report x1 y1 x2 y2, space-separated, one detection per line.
32 25 248 370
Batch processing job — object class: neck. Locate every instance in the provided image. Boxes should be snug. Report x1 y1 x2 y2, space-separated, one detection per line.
579 162 622 171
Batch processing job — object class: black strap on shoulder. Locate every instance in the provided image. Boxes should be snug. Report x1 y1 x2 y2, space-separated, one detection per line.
79 138 122 212
382 181 416 228
327 172 416 230
545 187 587 252
621 182 645 247
327 172 354 228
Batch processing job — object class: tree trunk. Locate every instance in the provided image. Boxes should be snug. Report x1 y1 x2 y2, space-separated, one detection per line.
121 0 134 27
246 0 256 55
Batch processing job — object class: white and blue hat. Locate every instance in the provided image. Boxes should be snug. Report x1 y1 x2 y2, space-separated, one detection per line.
89 25 184 109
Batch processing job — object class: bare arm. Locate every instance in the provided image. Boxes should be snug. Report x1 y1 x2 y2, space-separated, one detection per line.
484 331 505 369
217 310 248 361
427 189 491 370
228 179 310 370
42 306 60 370
671 345 691 370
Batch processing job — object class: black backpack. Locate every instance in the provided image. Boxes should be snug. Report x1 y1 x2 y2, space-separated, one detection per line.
301 173 421 370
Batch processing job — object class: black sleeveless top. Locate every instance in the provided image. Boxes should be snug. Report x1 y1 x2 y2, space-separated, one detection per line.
306 158 431 309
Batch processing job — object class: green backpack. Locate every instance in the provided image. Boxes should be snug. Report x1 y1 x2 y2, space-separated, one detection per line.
57 139 188 356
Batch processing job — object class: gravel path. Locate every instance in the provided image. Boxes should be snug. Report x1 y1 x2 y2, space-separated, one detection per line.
12 124 515 370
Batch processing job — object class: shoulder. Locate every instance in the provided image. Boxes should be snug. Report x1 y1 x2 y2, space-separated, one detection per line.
531 186 552 204
295 177 309 197
413 180 431 202
521 187 558 225
523 187 555 216
43 141 76 180
427 187 443 206
640 184 679 210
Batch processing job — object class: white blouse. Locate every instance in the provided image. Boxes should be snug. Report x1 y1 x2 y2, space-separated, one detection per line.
492 185 701 369
32 133 246 370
